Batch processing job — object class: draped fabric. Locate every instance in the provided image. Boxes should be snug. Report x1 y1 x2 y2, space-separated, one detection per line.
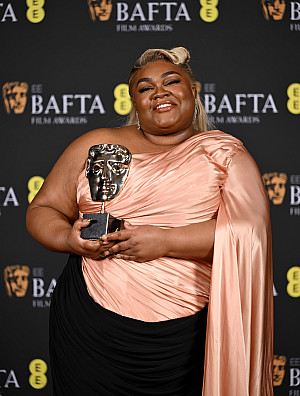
203 146 274 396
73 130 273 394
50 255 208 396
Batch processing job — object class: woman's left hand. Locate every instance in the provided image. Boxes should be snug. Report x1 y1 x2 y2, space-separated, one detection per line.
101 222 167 262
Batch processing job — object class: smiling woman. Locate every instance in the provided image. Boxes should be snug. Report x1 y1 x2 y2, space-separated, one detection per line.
26 47 273 395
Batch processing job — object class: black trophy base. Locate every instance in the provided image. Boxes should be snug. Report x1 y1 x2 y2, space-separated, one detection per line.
81 213 122 240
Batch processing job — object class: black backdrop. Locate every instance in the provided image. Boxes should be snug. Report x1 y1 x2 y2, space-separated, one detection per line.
1 1 299 394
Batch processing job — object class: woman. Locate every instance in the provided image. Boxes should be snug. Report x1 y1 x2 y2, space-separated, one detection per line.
26 47 273 395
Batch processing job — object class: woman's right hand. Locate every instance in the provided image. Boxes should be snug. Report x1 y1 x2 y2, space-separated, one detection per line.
66 218 116 259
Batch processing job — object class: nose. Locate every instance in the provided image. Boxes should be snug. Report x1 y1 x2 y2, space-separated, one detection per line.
101 163 111 180
151 85 170 100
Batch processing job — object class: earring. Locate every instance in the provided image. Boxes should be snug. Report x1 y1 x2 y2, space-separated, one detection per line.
136 112 141 130
193 98 198 121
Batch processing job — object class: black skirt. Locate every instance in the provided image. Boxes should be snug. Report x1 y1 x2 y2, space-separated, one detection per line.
49 255 208 395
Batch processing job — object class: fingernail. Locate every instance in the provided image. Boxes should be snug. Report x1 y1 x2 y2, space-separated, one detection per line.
86 218 92 222
100 254 104 258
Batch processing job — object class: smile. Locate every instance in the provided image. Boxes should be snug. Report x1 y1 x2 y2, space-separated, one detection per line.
155 102 175 111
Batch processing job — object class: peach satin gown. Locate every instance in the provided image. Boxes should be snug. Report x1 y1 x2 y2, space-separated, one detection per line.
77 130 273 396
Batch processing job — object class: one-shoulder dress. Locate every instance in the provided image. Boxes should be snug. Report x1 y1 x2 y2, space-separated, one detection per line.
49 130 273 396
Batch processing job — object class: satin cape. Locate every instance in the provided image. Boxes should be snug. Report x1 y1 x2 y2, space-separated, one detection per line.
74 130 273 395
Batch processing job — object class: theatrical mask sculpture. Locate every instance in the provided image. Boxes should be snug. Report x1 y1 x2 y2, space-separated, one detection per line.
81 144 131 240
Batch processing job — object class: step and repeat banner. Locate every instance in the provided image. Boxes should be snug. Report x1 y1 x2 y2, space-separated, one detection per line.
0 0 299 395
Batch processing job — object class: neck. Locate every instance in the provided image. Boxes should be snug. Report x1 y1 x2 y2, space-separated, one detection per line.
142 127 197 147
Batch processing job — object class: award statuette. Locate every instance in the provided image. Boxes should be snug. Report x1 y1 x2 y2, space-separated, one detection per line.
81 144 132 240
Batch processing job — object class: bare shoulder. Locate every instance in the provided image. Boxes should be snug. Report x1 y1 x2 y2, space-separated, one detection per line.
58 126 137 170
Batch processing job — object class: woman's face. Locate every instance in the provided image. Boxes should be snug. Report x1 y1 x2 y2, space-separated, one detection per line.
132 61 195 136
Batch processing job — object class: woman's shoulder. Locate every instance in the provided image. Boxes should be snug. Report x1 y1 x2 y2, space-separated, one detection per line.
62 126 137 159
196 129 244 166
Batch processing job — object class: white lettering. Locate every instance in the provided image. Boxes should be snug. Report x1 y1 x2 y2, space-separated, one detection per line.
117 3 128 21
74 94 92 114
160 2 176 21
148 2 159 21
3 187 19 206
31 95 43 114
45 278 56 297
175 3 191 21
262 94 278 113
89 95 105 114
130 3 146 21
62 95 74 114
204 94 216 113
290 186 300 205
33 278 44 298
4 370 20 388
290 368 300 386
217 94 233 113
291 2 300 20
247 94 264 113
235 94 247 113
45 95 60 114
1 3 17 22
273 283 278 296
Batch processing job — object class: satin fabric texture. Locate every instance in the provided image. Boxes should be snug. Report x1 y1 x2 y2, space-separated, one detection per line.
76 130 273 395
50 255 207 395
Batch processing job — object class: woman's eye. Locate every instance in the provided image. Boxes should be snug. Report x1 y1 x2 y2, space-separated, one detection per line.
165 79 181 86
138 86 153 93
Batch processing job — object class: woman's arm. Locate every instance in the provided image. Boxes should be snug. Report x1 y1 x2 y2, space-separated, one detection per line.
101 219 216 262
26 129 115 259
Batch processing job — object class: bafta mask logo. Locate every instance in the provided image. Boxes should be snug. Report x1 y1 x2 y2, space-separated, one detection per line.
4 265 30 297
86 144 131 201
262 0 286 21
2 82 29 115
262 172 287 205
88 0 112 21
273 355 287 386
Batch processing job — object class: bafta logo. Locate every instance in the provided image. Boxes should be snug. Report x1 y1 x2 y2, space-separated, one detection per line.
273 355 287 386
4 265 30 297
2 82 29 114
88 0 112 21
262 172 287 205
262 0 286 21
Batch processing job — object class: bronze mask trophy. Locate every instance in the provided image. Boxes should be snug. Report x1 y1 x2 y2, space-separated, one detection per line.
81 144 132 240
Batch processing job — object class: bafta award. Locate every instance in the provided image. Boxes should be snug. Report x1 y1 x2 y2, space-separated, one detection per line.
81 144 131 240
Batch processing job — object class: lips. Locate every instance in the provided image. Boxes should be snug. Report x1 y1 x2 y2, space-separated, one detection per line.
154 102 175 112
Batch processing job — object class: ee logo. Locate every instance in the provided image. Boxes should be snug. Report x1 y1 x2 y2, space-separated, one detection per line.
199 0 219 22
286 266 300 298
114 84 132 115
29 359 47 389
28 176 44 204
287 83 300 114
26 0 45 23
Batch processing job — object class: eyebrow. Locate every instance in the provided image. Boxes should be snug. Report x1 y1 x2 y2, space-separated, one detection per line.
136 71 182 87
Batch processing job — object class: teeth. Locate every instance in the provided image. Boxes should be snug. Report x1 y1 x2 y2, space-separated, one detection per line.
156 103 172 109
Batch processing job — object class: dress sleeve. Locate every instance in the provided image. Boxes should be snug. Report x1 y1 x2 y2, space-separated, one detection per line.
203 146 274 396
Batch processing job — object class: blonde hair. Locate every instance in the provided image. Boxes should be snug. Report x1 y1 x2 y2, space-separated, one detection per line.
127 47 212 132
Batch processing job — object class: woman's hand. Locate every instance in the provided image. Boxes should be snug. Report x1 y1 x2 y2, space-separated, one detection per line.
66 218 116 259
101 219 216 263
101 222 167 262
